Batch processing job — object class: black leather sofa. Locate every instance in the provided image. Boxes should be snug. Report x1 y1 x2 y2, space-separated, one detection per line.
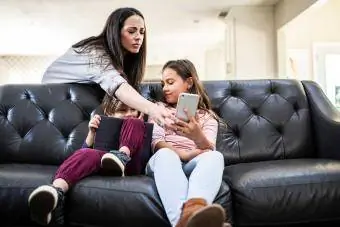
1 80 340 227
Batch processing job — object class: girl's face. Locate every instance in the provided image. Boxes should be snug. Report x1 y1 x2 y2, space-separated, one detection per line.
161 68 192 105
120 15 145 54
112 104 139 118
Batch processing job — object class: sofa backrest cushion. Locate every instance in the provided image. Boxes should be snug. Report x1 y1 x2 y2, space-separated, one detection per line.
0 80 315 166
140 80 315 165
0 83 105 165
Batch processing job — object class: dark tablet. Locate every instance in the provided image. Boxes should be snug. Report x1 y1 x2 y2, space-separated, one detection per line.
94 115 154 175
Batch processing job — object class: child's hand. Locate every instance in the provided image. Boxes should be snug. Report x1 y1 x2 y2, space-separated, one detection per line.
88 114 101 133
138 112 144 120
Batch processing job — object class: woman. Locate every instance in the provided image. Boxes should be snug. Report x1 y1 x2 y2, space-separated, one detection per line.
146 60 231 227
28 101 146 225
41 7 173 128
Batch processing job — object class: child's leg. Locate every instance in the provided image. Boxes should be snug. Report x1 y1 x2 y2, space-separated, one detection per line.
53 148 105 189
28 148 105 225
101 118 146 175
119 118 146 156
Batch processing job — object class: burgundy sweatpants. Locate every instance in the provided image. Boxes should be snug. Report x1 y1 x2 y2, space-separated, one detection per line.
54 118 146 186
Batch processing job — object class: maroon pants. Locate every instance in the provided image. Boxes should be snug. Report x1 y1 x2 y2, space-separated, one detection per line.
54 118 146 186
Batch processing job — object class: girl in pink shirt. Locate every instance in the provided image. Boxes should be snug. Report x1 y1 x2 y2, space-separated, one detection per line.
146 59 231 227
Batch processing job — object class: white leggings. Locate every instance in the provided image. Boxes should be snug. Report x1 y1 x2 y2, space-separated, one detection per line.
145 148 224 226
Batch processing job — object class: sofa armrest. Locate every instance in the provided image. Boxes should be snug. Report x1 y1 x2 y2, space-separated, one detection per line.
302 81 340 159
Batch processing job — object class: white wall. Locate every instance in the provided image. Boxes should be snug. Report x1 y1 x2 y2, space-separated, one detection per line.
0 3 287 84
204 42 226 80
274 0 325 79
0 59 8 84
225 6 276 79
145 45 227 81
274 0 318 29
0 55 56 84
0 53 215 83
145 65 162 80
281 0 340 81
285 0 340 48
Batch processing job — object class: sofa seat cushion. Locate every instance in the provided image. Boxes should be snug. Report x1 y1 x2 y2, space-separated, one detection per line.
68 175 169 227
68 175 232 227
223 159 340 226
0 164 58 225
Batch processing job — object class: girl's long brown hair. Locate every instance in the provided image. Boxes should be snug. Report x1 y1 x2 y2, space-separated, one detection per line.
162 59 213 113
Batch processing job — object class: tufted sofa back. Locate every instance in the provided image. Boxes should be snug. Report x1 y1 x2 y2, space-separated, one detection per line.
0 80 315 166
140 80 315 165
0 84 105 165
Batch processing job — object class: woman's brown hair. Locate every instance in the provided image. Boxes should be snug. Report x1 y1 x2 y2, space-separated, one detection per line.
72 7 146 90
73 8 147 114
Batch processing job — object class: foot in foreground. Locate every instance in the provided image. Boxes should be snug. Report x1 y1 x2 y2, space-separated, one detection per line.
176 198 232 227
101 150 131 176
28 185 65 225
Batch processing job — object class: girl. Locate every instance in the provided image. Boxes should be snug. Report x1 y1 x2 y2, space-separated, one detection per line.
28 100 146 226
41 7 173 129
146 59 231 227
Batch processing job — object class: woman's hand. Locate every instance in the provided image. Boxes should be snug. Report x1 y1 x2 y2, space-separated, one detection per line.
148 103 176 130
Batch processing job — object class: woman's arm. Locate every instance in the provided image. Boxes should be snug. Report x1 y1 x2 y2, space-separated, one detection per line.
98 75 174 128
115 83 154 115
42 48 173 127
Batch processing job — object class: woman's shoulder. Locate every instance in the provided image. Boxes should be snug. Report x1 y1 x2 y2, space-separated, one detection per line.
69 46 115 71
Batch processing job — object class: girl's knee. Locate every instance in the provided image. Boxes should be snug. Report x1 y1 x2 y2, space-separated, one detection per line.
201 151 224 164
147 148 181 174
154 148 181 163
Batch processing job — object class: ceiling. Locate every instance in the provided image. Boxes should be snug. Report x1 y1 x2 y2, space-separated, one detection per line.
0 0 279 64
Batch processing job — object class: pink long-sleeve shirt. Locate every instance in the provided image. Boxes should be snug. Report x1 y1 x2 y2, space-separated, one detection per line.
149 102 218 152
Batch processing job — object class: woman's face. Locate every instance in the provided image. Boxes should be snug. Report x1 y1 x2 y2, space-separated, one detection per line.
161 68 191 105
121 15 145 54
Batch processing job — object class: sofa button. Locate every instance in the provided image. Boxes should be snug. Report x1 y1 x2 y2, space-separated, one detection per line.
293 102 299 111
65 93 71 100
276 125 283 134
230 89 237 97
271 86 276 94
252 108 258 115
233 126 240 138
24 92 31 100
